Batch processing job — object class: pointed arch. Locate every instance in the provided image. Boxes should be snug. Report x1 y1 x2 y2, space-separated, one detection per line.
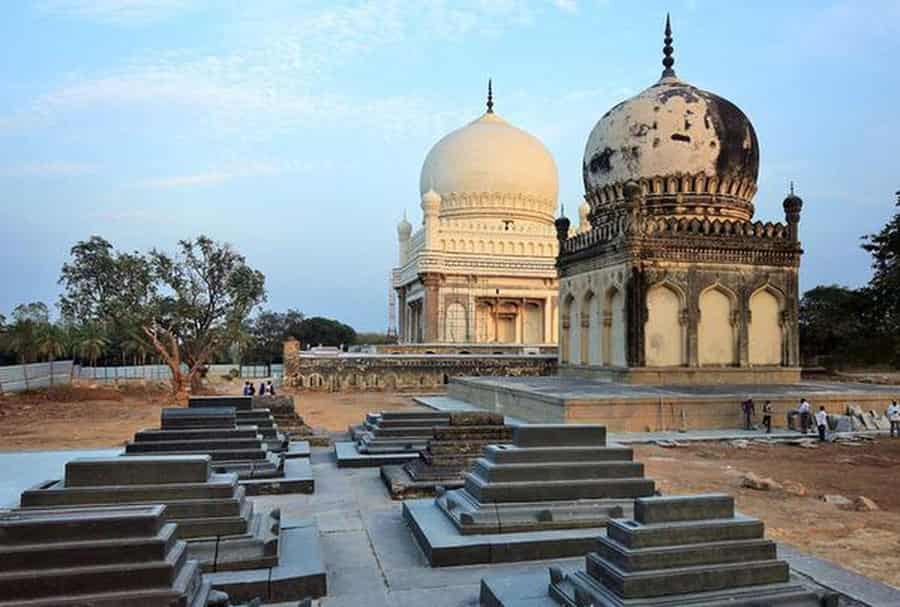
698 284 737 366
645 283 685 366
749 285 784 365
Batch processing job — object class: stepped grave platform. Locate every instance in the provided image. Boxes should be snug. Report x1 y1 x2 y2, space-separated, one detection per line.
0 503 227 607
336 410 453 468
403 424 656 566
188 396 290 453
253 395 330 447
380 411 514 499
481 493 838 607
128 408 313 495
17 456 325 603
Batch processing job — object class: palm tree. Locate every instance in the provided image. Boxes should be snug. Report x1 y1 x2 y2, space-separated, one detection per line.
78 323 109 368
37 324 67 362
6 321 38 364
122 333 150 366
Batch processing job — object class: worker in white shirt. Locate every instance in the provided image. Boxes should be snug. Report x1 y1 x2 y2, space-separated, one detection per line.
887 400 900 438
798 399 811 434
815 406 828 442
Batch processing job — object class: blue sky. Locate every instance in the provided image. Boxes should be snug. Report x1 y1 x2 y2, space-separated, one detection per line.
0 0 897 331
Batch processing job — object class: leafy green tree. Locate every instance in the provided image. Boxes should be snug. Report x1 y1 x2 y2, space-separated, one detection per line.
861 190 900 362
296 317 356 349
4 302 51 363
59 235 266 395
247 308 305 363
799 285 873 366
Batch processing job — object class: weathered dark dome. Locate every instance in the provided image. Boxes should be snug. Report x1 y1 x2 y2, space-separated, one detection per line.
583 76 759 196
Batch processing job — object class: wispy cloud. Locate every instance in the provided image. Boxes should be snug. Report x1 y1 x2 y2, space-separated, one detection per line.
38 0 198 25
131 159 328 190
0 162 96 177
552 0 577 13
2 1 544 140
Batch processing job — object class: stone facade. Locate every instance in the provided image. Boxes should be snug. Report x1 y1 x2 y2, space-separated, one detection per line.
282 348 556 392
393 90 564 346
555 22 802 385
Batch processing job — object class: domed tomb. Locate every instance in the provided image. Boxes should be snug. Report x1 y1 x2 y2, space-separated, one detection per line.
582 18 758 222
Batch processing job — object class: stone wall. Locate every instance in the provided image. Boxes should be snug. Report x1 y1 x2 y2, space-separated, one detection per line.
282 353 557 392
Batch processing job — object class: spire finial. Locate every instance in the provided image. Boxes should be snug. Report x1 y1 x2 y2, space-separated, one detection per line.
789 181 795 196
561 203 566 217
661 13 676 79
486 78 494 113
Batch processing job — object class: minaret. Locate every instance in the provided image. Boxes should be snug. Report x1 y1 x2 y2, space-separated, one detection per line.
660 14 676 80
397 210 412 265
783 182 803 242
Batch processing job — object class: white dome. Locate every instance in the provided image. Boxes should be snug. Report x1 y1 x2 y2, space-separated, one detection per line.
419 111 558 216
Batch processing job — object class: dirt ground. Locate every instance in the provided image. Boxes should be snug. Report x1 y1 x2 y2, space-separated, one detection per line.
0 385 898 589
0 384 172 450
286 389 430 433
634 440 900 589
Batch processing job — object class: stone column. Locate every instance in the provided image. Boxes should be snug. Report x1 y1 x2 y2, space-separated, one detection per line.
738 288 750 367
397 287 406 343
543 296 553 344
421 273 442 343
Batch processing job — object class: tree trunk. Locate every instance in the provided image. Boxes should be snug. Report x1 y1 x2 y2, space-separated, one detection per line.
143 326 187 398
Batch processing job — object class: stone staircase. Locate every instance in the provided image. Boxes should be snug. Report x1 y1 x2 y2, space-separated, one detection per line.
0 504 222 607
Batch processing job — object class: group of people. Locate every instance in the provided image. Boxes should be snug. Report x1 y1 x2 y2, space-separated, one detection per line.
740 397 834 442
741 397 900 441
242 380 275 396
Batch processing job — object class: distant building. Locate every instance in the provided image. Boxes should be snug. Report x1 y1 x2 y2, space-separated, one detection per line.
554 17 803 384
393 83 576 346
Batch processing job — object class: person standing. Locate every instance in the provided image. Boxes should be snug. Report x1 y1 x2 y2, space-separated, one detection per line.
762 400 774 434
258 381 266 396
267 380 276 396
741 399 756 430
798 398 811 434
887 400 900 438
815 406 828 442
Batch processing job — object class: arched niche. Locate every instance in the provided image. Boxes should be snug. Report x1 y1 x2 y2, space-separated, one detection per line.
749 287 783 365
698 286 736 366
645 284 684 367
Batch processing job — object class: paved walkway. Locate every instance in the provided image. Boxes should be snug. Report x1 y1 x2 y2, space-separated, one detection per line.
250 447 900 607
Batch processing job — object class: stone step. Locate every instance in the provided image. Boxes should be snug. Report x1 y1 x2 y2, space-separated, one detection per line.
65 456 211 487
365 426 440 438
593 536 778 572
134 428 260 441
21 474 239 507
0 505 166 544
0 523 178 571
189 396 253 411
162 495 245 519
464 475 656 502
483 445 635 464
431 427 513 441
634 494 735 524
0 535 188 600
374 418 450 429
125 448 270 462
379 412 450 421
607 515 765 549
471 460 645 483
126 438 264 452
590 557 790 599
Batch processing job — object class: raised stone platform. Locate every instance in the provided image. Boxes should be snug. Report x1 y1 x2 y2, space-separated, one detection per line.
17 455 323 603
404 424 655 566
334 441 421 468
253 395 330 446
381 411 514 499
0 504 222 607
189 396 288 452
356 411 452 454
449 376 900 432
128 407 313 495
480 494 837 607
